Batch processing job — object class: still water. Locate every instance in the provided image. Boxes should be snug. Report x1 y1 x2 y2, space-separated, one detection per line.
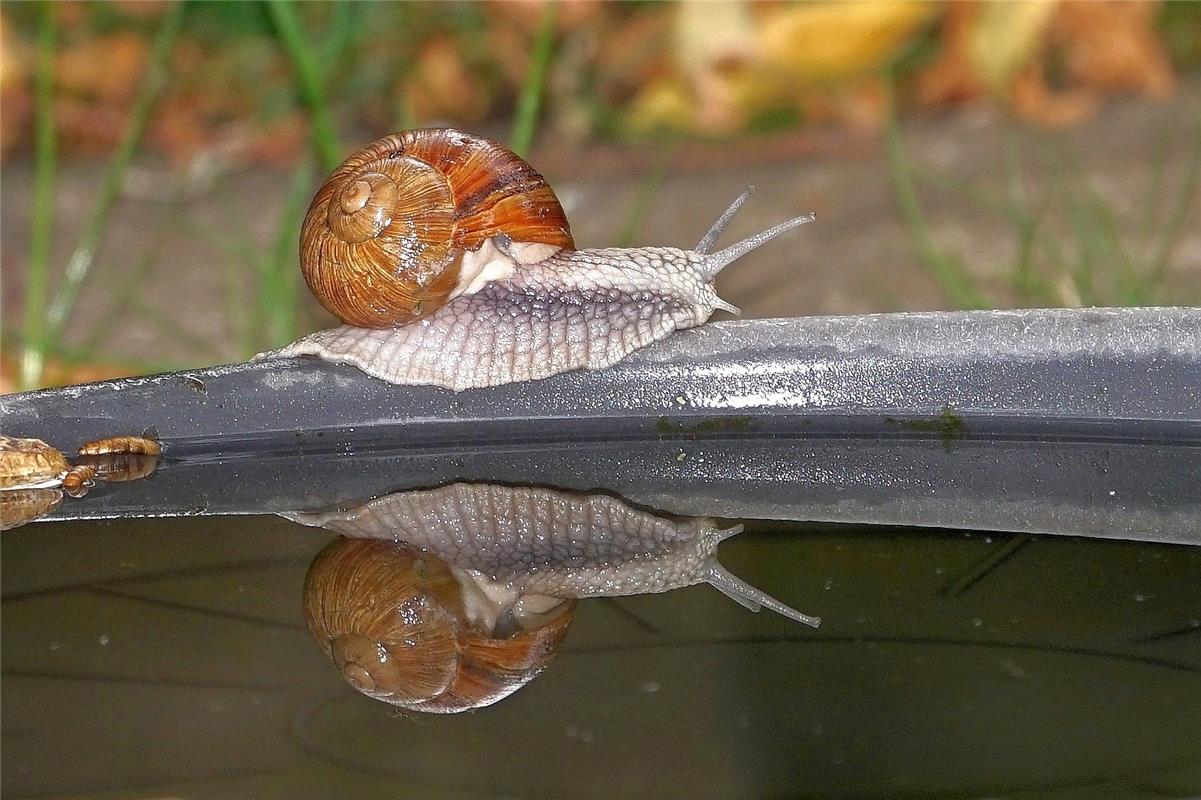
3 473 1200 798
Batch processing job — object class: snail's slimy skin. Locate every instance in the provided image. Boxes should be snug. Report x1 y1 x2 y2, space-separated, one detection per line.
276 242 726 391
274 196 815 392
286 481 821 626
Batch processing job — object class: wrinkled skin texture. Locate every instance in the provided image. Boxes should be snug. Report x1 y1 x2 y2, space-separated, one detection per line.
277 246 723 391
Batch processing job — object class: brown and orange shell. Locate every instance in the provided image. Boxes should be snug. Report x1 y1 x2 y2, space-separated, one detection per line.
0 436 69 489
303 536 574 714
299 129 575 329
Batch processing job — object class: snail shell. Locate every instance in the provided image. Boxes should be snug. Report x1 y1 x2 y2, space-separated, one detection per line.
0 436 70 490
299 129 573 329
303 536 574 714
272 128 815 390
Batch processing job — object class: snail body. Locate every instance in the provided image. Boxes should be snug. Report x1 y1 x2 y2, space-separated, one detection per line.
273 129 814 391
289 482 820 627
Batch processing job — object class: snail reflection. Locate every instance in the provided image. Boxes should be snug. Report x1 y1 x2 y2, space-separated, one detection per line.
291 482 819 714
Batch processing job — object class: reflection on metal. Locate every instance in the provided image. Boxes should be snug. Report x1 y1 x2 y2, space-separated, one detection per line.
293 482 820 713
0 435 160 529
0 488 64 532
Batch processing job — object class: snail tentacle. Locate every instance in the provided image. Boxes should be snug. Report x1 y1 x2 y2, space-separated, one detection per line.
704 560 822 628
695 187 754 255
699 211 817 280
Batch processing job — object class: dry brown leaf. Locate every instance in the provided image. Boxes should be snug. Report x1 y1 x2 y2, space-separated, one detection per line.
0 350 142 394
404 36 488 124
56 31 148 104
1009 64 1099 128
1050 0 1176 97
913 2 988 108
0 10 31 157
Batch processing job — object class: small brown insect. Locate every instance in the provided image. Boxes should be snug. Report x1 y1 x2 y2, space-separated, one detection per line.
78 452 159 483
61 465 97 498
78 435 162 457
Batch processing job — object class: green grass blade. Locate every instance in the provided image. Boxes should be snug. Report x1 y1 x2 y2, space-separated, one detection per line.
616 152 671 247
43 1 185 348
267 0 342 171
19 3 57 390
509 2 557 156
1146 130 1201 293
884 120 989 310
259 160 315 347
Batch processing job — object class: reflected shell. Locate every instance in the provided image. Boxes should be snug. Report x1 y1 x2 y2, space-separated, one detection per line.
303 536 574 714
0 488 63 530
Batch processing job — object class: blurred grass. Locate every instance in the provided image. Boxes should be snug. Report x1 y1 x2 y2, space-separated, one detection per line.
252 0 353 351
43 2 185 345
509 2 557 157
19 4 57 390
886 114 1201 310
266 0 342 171
884 116 989 310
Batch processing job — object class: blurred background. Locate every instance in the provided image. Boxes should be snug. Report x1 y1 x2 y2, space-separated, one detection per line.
1 0 1198 391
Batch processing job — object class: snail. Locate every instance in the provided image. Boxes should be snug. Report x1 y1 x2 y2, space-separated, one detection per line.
270 129 814 391
0 436 73 528
303 536 574 714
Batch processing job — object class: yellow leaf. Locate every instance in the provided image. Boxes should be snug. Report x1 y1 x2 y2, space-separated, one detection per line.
969 0 1058 93
760 1 938 81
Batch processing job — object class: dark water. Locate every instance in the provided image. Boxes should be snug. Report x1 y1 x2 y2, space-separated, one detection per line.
4 508 1200 799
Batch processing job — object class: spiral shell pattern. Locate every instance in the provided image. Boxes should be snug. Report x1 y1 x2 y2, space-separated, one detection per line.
303 537 573 713
300 129 574 329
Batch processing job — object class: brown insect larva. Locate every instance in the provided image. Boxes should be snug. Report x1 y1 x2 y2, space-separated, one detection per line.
77 451 159 483
61 465 97 498
78 435 162 457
